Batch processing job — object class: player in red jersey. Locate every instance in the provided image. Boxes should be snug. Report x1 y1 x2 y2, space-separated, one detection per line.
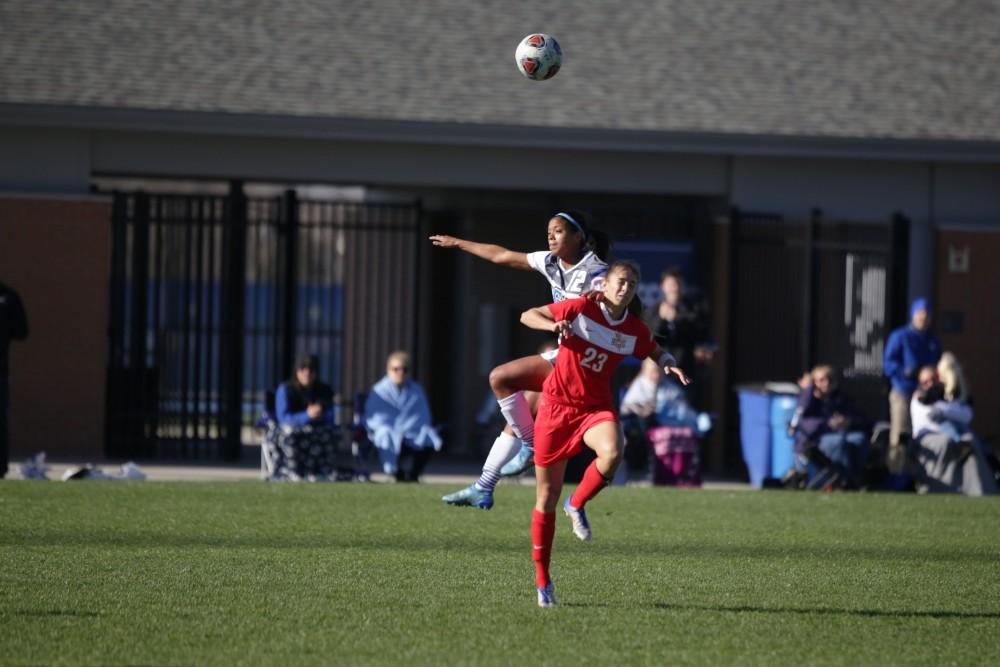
518 259 690 607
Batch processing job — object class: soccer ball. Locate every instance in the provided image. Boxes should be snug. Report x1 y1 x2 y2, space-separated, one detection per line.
515 33 562 81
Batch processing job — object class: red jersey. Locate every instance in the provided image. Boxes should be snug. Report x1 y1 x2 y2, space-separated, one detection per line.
543 297 657 410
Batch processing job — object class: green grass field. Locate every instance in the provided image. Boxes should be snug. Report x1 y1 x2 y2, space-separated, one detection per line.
2 481 999 666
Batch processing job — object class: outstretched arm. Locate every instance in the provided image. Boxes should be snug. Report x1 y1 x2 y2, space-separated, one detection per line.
429 235 531 270
520 306 573 338
649 345 691 386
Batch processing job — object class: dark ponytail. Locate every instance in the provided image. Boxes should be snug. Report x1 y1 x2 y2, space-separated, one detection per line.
586 229 612 262
556 209 612 262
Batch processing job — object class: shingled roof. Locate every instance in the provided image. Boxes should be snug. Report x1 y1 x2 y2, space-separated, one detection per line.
1 0 998 143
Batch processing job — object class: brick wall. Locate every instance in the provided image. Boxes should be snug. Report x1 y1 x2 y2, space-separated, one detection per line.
0 196 112 461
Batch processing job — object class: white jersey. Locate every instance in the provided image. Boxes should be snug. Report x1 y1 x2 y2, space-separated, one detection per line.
526 250 608 303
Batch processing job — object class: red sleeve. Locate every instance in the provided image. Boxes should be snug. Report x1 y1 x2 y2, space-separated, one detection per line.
546 297 586 322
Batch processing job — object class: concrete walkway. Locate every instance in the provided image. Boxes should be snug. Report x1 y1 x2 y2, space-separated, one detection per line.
7 447 751 490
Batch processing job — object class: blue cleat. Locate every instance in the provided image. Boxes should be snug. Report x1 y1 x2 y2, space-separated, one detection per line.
442 484 494 510
537 582 557 608
563 497 592 541
499 445 535 477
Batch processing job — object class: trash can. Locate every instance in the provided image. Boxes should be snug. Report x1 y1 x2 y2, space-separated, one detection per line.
736 383 800 487
770 392 799 481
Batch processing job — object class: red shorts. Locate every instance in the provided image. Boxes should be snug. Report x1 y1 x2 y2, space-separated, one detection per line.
533 399 617 467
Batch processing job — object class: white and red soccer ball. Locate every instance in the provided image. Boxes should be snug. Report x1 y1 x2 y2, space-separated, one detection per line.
515 33 562 81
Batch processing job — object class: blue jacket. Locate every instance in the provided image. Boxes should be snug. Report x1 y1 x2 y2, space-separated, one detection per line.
794 386 869 453
275 380 335 427
883 326 942 394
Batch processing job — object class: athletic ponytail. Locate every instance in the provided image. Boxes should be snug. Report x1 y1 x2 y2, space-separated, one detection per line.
586 229 612 262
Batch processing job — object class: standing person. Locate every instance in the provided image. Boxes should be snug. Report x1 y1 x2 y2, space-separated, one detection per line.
882 298 942 476
0 282 29 480
431 212 613 509
642 268 713 406
519 260 690 607
364 351 442 482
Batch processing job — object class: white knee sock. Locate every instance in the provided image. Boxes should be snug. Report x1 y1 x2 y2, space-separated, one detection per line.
485 431 523 470
475 432 523 493
497 392 534 448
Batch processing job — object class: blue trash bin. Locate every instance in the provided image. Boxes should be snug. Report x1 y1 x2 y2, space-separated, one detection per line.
770 393 799 480
737 386 771 487
738 383 801 487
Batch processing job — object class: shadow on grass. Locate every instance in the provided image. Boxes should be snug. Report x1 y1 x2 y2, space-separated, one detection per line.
13 609 100 618
651 602 1000 620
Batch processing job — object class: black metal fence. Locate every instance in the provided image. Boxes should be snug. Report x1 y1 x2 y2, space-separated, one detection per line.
728 208 908 420
106 183 421 461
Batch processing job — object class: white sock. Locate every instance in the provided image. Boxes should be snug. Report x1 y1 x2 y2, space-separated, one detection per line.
484 432 522 471
475 433 524 492
497 392 534 447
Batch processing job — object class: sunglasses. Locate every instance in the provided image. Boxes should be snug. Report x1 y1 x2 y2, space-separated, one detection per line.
390 366 409 372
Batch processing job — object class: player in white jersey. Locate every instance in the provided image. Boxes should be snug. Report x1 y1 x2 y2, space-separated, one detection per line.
431 212 612 510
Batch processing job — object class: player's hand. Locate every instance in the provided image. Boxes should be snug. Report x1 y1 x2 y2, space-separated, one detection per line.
581 289 602 303
552 319 573 341
664 366 691 386
429 235 461 248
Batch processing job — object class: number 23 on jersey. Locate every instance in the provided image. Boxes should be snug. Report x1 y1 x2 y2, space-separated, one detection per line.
579 347 608 372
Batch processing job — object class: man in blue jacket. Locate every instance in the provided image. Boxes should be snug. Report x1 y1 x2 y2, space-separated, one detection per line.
883 298 942 474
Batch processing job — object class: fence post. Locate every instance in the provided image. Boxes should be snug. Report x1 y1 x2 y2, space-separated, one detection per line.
221 181 247 461
105 192 130 458
280 189 298 379
889 212 911 330
802 208 821 372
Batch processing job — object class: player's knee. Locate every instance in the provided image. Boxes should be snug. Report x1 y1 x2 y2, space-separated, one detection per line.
595 440 622 466
488 366 511 393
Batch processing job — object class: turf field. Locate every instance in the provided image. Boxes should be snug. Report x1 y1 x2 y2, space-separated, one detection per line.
2 481 999 666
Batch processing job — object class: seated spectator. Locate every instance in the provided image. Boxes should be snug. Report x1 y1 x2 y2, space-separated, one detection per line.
276 354 335 427
620 357 709 477
788 365 870 489
265 354 337 480
910 363 971 442
364 351 442 482
621 357 664 419
909 353 996 496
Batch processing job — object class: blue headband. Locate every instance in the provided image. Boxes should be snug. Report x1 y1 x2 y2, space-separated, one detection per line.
555 212 586 238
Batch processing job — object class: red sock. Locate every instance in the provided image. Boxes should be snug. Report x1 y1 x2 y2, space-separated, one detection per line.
570 460 611 509
531 509 556 588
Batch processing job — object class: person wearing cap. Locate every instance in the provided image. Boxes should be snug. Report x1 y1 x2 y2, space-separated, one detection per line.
275 354 334 427
883 298 942 475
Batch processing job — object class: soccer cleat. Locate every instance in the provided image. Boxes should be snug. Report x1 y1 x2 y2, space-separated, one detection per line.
537 582 557 608
499 445 535 477
563 497 592 541
441 484 494 510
